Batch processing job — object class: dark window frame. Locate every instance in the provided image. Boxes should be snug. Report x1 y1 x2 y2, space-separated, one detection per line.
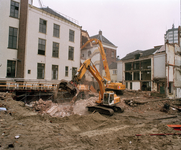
65 66 68 76
53 24 60 38
38 38 46 55
7 60 16 78
68 46 74 60
39 18 47 34
37 63 45 79
69 29 75 42
10 1 19 18
52 42 59 58
52 65 58 80
8 27 18 49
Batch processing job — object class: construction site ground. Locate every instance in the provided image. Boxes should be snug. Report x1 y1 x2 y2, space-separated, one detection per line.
0 90 181 150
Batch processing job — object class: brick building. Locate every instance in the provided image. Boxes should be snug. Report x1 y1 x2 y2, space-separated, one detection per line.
81 30 118 81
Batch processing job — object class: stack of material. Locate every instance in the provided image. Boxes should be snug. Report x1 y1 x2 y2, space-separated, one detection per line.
32 99 52 113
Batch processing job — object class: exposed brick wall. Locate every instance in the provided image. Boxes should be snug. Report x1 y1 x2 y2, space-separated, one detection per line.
17 0 28 78
100 47 116 74
104 47 116 66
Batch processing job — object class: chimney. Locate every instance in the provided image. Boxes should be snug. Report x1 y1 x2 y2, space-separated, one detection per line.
99 30 102 35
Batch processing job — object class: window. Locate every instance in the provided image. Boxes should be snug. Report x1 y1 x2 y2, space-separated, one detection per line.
134 72 140 80
125 72 132 80
126 82 128 88
52 65 58 80
10 1 19 18
88 51 91 57
113 70 117 75
169 82 173 94
134 54 140 59
37 63 45 79
69 29 74 42
28 70 31 74
111 51 114 58
53 24 60 38
141 59 151 69
72 67 77 80
133 62 140 70
7 60 16 78
38 39 46 55
65 66 68 76
68 46 74 60
52 42 59 57
8 27 18 49
39 19 47 34
141 71 151 80
125 63 132 71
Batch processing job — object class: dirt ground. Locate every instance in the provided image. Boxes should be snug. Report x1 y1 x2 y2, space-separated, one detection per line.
0 91 181 150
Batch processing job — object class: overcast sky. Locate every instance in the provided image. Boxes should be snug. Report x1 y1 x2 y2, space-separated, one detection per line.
33 0 180 59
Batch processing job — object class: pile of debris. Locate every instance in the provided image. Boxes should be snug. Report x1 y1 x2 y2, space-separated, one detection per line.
29 98 74 117
31 98 52 113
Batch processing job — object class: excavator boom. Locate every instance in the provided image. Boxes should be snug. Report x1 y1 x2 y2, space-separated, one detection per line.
81 38 125 94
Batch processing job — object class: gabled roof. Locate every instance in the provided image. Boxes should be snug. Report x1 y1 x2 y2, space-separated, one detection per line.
90 31 117 48
40 7 78 26
121 46 162 61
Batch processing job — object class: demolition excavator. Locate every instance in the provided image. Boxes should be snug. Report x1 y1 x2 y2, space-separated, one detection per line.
81 38 125 94
73 58 124 115
58 38 125 115
59 58 124 115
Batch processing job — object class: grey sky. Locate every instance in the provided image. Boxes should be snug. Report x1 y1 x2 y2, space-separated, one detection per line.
33 0 180 59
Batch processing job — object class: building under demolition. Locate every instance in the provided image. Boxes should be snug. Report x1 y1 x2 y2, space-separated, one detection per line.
117 27 181 98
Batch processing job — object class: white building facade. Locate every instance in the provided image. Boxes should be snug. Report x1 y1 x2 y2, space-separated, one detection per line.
0 0 81 83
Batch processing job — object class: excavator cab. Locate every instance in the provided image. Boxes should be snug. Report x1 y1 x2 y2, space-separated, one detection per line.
103 92 115 106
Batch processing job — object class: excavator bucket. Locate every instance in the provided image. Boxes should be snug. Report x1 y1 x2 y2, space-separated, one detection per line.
59 79 79 103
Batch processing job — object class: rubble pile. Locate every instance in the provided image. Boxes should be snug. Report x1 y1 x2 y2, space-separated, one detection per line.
30 99 75 117
0 92 12 100
31 98 52 113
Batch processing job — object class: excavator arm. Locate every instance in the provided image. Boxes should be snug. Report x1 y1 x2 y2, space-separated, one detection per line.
73 58 105 104
81 38 111 81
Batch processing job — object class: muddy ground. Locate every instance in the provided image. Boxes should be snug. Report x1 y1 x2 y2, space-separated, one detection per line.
0 91 181 150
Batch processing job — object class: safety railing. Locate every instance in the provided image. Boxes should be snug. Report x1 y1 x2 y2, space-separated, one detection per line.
0 81 58 91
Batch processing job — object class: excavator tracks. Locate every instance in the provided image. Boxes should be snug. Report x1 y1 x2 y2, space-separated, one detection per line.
87 105 114 116
87 105 124 116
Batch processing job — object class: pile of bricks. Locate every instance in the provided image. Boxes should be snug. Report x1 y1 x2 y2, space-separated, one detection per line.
32 99 52 113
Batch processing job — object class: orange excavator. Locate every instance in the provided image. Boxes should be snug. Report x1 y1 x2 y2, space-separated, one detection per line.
59 58 124 115
58 38 125 115
72 58 124 115
81 38 125 94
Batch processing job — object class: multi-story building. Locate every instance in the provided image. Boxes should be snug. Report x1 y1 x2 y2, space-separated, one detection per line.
117 26 181 98
164 24 178 44
117 46 161 91
0 0 81 83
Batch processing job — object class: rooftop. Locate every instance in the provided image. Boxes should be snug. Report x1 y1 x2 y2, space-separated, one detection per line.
90 31 117 48
40 7 79 26
121 46 162 61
